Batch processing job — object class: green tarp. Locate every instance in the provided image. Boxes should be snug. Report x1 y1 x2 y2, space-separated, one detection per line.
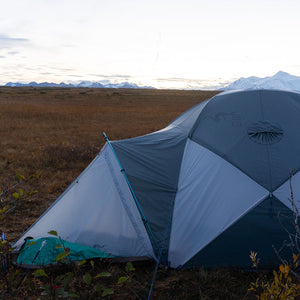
17 237 115 266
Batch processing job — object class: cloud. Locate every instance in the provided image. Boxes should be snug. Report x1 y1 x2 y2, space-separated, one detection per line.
154 77 232 90
157 77 208 85
0 56 5 58
7 51 19 55
66 74 83 78
62 44 77 48
55 67 76 72
0 34 29 49
87 74 133 82
157 77 232 85
89 74 132 79
106 74 132 79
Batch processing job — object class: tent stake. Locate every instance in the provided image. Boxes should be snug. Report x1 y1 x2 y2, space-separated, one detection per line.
147 246 164 300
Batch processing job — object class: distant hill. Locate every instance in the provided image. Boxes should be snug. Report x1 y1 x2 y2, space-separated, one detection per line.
223 71 300 91
4 81 154 89
5 72 300 91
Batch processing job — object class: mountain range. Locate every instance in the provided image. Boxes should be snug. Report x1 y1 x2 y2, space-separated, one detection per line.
223 71 300 91
4 81 154 89
3 71 300 91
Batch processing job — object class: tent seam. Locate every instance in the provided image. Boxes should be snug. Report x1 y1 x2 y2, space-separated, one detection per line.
167 138 190 264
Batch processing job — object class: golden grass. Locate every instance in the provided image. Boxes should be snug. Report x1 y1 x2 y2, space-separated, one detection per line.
0 87 219 240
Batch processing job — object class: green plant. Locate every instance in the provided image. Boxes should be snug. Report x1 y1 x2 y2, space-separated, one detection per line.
249 253 300 299
24 230 138 298
0 172 39 218
31 256 138 298
0 172 40 298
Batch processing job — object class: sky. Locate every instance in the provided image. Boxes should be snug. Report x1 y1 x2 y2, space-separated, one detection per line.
1 0 300 89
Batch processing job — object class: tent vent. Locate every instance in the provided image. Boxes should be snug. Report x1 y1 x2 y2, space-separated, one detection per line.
247 121 283 145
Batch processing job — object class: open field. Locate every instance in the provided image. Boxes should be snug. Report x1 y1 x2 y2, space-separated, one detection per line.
0 87 263 299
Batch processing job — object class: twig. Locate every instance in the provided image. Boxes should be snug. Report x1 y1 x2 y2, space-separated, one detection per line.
273 245 300 279
1 182 21 196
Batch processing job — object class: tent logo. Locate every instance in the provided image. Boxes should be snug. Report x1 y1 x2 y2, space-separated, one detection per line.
247 121 284 145
203 112 242 127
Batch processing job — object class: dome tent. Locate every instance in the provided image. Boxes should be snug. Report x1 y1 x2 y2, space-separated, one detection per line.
15 89 300 268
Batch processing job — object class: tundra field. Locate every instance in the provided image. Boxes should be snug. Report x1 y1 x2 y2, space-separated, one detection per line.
1 87 263 299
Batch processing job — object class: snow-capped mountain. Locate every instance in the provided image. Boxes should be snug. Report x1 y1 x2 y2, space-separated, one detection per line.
4 81 153 89
224 71 300 91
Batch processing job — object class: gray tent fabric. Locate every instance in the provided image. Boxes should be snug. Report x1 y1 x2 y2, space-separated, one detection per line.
184 196 295 268
111 100 209 258
14 89 300 268
190 90 300 190
112 130 186 259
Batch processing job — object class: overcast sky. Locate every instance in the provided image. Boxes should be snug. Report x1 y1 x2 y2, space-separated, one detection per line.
1 0 300 88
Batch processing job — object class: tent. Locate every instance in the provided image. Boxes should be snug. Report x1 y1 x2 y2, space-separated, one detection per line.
14 89 300 268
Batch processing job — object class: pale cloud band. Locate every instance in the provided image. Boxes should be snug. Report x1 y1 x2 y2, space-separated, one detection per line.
0 34 29 49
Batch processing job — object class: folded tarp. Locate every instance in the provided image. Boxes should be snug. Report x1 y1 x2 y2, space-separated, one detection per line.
16 237 115 267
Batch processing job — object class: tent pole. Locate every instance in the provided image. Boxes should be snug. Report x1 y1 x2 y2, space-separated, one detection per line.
102 132 160 254
147 247 163 300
